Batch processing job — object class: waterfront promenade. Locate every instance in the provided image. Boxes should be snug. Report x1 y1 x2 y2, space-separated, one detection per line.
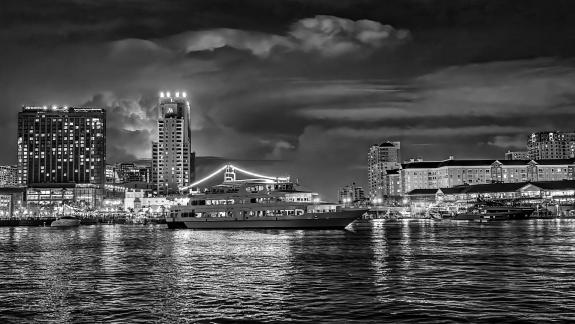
0 216 166 227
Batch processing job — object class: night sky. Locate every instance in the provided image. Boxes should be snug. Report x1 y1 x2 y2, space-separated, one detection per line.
1 0 575 200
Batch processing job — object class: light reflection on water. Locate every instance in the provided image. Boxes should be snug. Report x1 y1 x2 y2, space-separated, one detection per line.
1 220 575 323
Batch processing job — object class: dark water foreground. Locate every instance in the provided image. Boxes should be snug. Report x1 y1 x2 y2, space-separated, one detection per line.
1 220 575 323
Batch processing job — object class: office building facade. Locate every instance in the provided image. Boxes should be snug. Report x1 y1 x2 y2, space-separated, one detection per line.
152 91 195 195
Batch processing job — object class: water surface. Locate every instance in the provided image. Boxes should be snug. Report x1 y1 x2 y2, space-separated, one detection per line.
1 220 575 323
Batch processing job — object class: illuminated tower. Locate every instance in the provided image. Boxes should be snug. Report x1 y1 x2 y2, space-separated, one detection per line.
152 91 195 195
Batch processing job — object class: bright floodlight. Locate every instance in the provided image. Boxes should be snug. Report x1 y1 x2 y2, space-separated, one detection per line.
166 91 171 97
160 92 165 98
182 92 187 98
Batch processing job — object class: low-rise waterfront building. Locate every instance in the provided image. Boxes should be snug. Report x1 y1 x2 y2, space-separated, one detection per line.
123 188 189 213
405 180 575 217
25 184 103 210
0 188 26 218
401 158 575 194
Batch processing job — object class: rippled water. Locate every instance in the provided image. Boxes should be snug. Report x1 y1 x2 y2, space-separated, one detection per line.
1 220 575 323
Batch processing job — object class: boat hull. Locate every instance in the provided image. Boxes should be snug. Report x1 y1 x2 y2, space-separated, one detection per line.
166 209 366 230
51 219 81 227
453 208 534 221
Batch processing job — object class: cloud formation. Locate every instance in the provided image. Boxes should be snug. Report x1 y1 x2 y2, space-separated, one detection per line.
288 15 409 57
2 1 575 200
155 15 409 59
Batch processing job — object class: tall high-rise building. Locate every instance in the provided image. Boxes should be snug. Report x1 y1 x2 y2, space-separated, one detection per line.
152 91 195 195
368 141 401 201
17 106 106 186
528 131 575 160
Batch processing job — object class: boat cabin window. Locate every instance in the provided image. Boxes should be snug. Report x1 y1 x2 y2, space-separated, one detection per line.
181 211 195 218
191 200 206 206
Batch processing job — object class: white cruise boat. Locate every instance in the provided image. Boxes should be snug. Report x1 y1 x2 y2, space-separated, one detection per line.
166 178 366 230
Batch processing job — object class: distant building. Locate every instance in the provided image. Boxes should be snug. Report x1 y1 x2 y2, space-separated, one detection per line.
152 91 195 195
117 163 151 183
401 158 575 194
0 165 18 187
385 169 402 198
17 106 106 207
528 131 575 160
105 164 120 184
338 182 366 205
368 141 401 201
505 151 529 160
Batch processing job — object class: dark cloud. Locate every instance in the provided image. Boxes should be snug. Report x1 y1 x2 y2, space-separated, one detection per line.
1 0 575 200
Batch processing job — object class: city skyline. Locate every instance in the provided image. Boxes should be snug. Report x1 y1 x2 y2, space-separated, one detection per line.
1 0 575 200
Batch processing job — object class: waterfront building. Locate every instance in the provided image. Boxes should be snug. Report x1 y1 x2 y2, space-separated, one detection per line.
0 165 18 187
17 106 106 208
401 158 575 194
368 141 401 201
25 184 102 210
152 91 195 195
0 188 26 218
505 151 529 160
123 188 188 213
406 180 575 217
528 131 575 160
338 182 366 205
